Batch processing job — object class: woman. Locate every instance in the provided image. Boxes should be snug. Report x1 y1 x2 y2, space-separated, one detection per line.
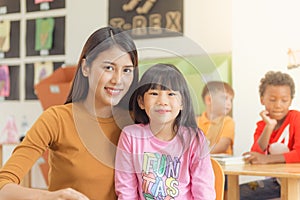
0 26 138 200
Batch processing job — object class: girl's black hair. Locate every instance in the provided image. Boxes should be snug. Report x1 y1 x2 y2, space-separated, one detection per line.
132 63 200 136
65 26 138 109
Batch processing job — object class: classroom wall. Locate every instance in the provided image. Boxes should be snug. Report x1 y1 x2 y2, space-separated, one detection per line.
0 0 232 138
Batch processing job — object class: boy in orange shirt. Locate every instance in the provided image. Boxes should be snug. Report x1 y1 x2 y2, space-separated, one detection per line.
197 81 235 200
197 81 235 155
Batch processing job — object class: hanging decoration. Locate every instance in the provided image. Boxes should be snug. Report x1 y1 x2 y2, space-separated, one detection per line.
287 48 300 69
0 20 11 52
34 61 53 85
34 0 54 4
0 65 10 97
35 17 55 52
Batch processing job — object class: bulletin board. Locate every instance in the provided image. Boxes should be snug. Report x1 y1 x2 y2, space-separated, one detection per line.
1 0 67 104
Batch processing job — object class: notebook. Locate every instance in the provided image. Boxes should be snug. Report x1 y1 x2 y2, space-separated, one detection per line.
211 154 246 165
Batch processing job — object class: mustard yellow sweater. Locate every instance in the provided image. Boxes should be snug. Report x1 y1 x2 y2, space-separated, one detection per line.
0 102 125 200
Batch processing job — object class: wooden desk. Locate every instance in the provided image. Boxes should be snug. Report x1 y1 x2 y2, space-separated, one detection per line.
222 163 300 200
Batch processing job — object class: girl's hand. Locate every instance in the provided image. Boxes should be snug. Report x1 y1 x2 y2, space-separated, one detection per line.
242 152 269 164
259 110 277 127
41 188 90 200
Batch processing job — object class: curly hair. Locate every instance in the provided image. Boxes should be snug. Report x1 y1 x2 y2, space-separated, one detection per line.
259 71 295 99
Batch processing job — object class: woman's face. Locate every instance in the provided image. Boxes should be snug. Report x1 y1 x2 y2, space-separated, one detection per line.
82 46 134 107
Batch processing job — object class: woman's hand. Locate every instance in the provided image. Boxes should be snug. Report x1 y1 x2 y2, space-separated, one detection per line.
0 184 90 200
40 188 90 200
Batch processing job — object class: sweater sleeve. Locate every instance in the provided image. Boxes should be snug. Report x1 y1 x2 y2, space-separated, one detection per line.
115 130 139 199
190 131 216 200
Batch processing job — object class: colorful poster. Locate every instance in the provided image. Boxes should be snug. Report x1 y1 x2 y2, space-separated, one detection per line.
0 65 10 97
35 18 55 51
0 20 11 52
35 0 53 4
34 61 53 85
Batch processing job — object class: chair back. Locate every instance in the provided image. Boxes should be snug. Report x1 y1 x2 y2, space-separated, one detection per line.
211 157 225 200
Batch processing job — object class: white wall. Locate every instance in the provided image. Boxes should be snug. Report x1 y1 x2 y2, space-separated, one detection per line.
232 0 300 156
185 0 232 53
65 0 109 64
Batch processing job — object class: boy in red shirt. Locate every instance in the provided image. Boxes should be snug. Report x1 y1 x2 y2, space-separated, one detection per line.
241 71 300 200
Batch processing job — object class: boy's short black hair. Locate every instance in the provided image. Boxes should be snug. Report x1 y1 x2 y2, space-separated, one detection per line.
259 71 295 99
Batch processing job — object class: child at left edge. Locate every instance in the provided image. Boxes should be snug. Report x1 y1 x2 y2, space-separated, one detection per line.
115 63 215 200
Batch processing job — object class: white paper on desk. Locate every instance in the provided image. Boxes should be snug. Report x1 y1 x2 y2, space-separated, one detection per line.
210 153 232 158
211 154 246 165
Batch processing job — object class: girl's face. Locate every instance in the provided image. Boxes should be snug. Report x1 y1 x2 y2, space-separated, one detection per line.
138 88 183 126
260 85 292 120
82 46 134 107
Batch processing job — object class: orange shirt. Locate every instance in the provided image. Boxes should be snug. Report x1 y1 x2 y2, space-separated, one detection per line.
0 102 128 200
197 112 235 155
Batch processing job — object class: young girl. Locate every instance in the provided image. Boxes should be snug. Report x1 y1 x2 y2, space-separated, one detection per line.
241 71 300 200
115 63 215 200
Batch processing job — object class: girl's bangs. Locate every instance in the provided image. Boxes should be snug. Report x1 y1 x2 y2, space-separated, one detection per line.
147 71 182 91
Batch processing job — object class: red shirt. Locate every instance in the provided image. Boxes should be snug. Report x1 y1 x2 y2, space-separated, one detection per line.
251 110 300 163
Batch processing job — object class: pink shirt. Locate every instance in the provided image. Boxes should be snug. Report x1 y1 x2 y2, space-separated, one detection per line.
115 124 216 200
